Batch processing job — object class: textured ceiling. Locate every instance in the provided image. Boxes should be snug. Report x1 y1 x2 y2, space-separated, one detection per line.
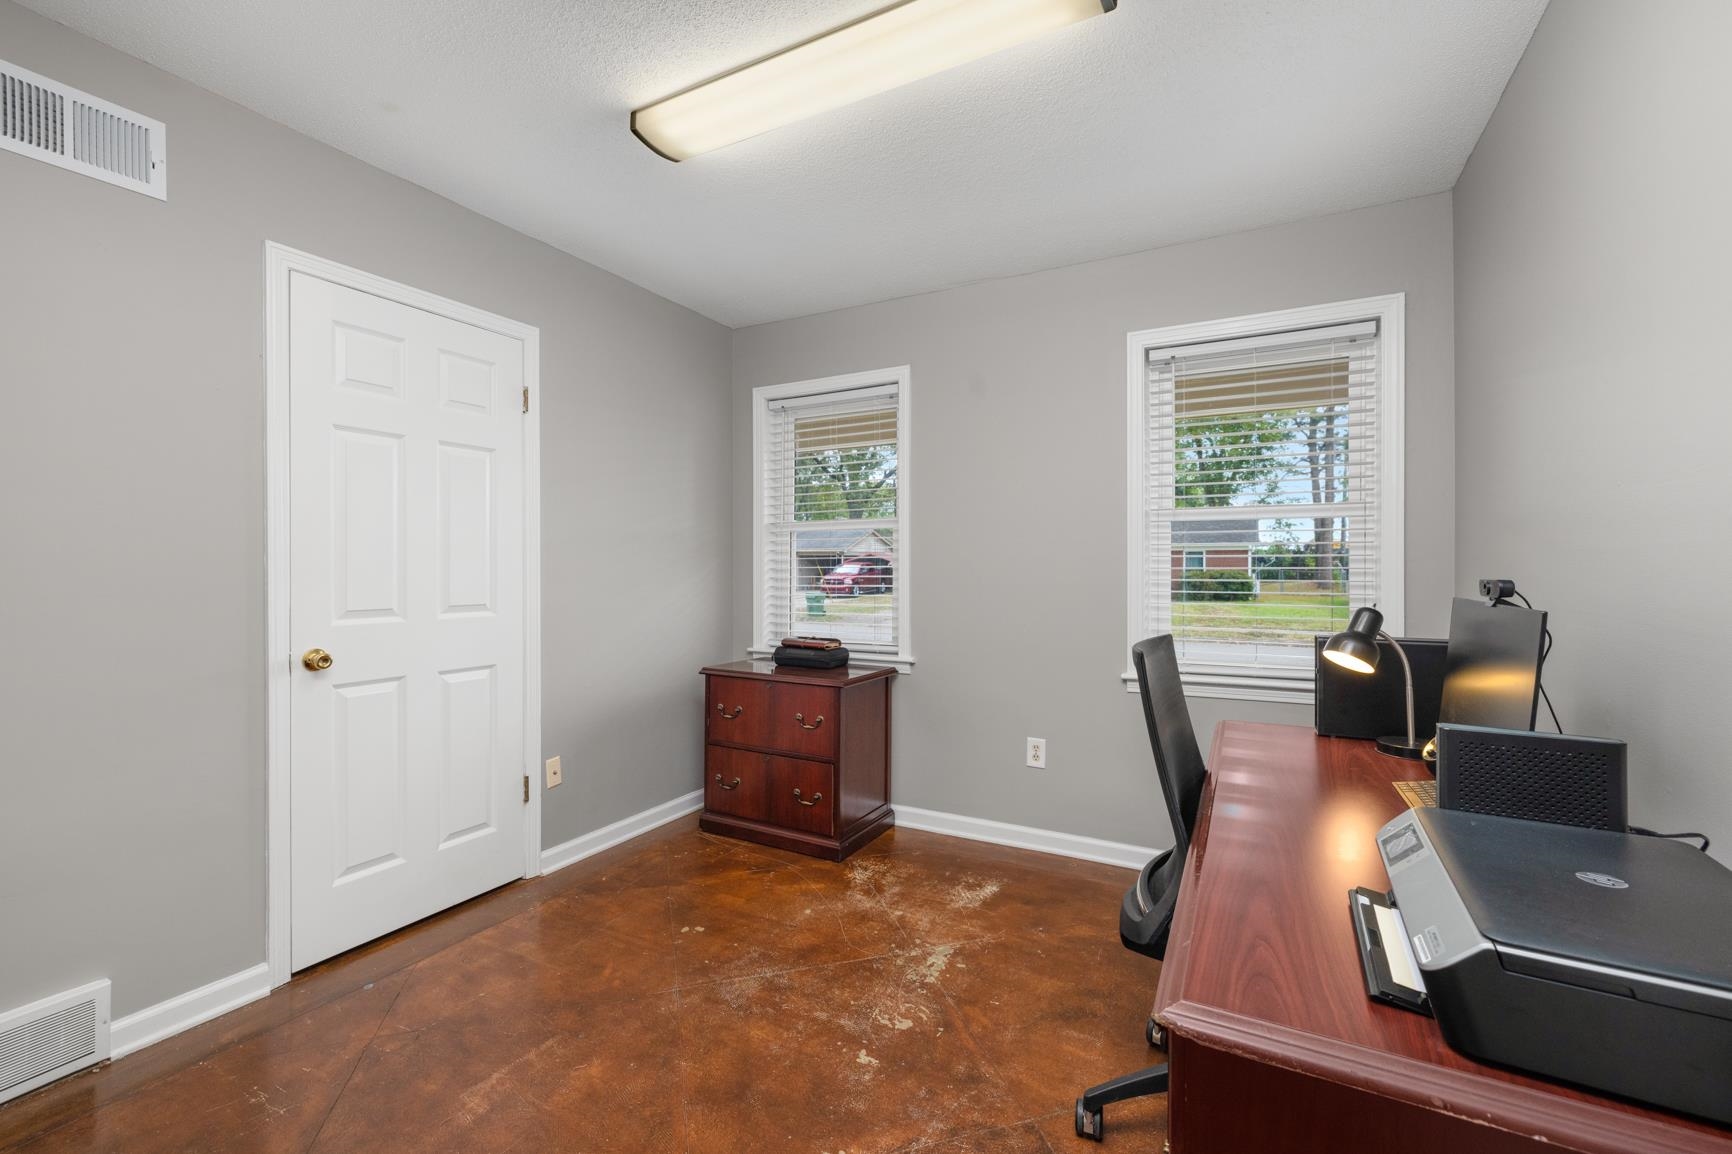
19 0 1547 327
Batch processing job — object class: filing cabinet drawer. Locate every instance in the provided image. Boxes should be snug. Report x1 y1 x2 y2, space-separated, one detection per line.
766 755 835 838
705 745 768 822
707 676 771 749
767 683 839 760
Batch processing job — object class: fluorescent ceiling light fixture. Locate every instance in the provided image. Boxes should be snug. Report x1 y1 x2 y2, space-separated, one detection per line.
631 0 1117 161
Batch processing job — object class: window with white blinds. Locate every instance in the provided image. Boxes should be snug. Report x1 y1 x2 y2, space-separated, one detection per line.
1127 298 1404 699
753 369 911 665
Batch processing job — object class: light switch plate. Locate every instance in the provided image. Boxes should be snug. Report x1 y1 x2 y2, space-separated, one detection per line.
545 756 563 788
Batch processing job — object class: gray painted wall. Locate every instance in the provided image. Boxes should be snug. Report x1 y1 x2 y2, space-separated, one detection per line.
0 1 730 1017
732 194 1457 850
1454 0 1732 861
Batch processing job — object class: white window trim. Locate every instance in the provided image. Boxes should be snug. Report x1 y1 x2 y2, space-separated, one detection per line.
1123 294 1405 703
750 366 915 673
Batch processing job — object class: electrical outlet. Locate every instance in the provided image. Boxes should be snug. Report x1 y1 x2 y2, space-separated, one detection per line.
545 756 563 788
1026 738 1046 769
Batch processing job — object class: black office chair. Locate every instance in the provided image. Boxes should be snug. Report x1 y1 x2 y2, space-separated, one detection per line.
1074 635 1208 1142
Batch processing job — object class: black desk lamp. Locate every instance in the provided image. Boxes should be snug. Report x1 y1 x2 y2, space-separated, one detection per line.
1322 607 1427 760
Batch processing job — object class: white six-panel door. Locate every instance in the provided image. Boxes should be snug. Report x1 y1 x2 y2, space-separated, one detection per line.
288 270 526 970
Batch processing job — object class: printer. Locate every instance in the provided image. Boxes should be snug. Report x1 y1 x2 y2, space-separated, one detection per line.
1377 806 1732 1124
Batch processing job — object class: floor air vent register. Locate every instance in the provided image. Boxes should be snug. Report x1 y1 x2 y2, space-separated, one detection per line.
0 979 111 1105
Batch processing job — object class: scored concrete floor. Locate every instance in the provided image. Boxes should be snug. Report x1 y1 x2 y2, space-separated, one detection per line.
0 818 1169 1154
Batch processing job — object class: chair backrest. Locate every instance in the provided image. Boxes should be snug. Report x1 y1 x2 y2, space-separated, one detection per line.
1132 636 1208 863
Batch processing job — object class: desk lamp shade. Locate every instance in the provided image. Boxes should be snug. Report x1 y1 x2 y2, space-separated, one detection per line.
1323 607 1386 674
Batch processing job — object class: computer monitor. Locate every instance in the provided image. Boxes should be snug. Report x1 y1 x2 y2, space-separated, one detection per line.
1437 597 1548 731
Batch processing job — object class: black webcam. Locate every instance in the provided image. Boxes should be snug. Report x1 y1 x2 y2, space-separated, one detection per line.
1478 578 1518 601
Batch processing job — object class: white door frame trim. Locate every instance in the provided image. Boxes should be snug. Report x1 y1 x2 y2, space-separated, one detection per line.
263 242 543 989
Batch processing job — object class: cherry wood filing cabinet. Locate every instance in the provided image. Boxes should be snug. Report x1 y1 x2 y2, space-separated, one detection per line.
698 661 895 861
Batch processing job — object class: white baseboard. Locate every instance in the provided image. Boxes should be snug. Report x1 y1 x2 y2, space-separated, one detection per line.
540 789 704 875
894 805 1157 870
110 962 272 1059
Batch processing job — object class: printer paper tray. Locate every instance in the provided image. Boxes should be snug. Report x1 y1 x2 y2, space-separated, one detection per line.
1351 887 1432 1016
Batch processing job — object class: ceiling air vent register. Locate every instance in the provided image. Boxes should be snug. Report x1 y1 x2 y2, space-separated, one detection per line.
0 57 166 199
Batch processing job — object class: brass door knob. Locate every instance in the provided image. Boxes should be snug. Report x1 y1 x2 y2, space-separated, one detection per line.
301 648 334 672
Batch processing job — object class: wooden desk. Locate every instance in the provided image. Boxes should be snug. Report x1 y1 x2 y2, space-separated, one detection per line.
1153 721 1732 1154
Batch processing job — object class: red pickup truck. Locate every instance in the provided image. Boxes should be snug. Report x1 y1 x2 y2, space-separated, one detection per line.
818 555 894 596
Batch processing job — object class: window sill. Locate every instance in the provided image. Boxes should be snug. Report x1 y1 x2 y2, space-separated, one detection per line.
1121 669 1313 706
751 649 914 675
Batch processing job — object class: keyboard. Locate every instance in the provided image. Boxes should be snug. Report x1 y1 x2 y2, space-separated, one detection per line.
1393 779 1438 809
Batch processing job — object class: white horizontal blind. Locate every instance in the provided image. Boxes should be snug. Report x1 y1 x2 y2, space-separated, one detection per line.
763 385 900 653
1143 320 1381 683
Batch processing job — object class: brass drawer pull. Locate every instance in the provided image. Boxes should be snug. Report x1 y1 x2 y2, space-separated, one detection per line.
793 713 825 731
714 774 741 791
715 704 744 719
793 788 823 807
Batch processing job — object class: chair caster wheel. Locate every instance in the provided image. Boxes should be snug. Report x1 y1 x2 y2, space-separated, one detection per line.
1075 1098 1104 1142
1146 1017 1165 1048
